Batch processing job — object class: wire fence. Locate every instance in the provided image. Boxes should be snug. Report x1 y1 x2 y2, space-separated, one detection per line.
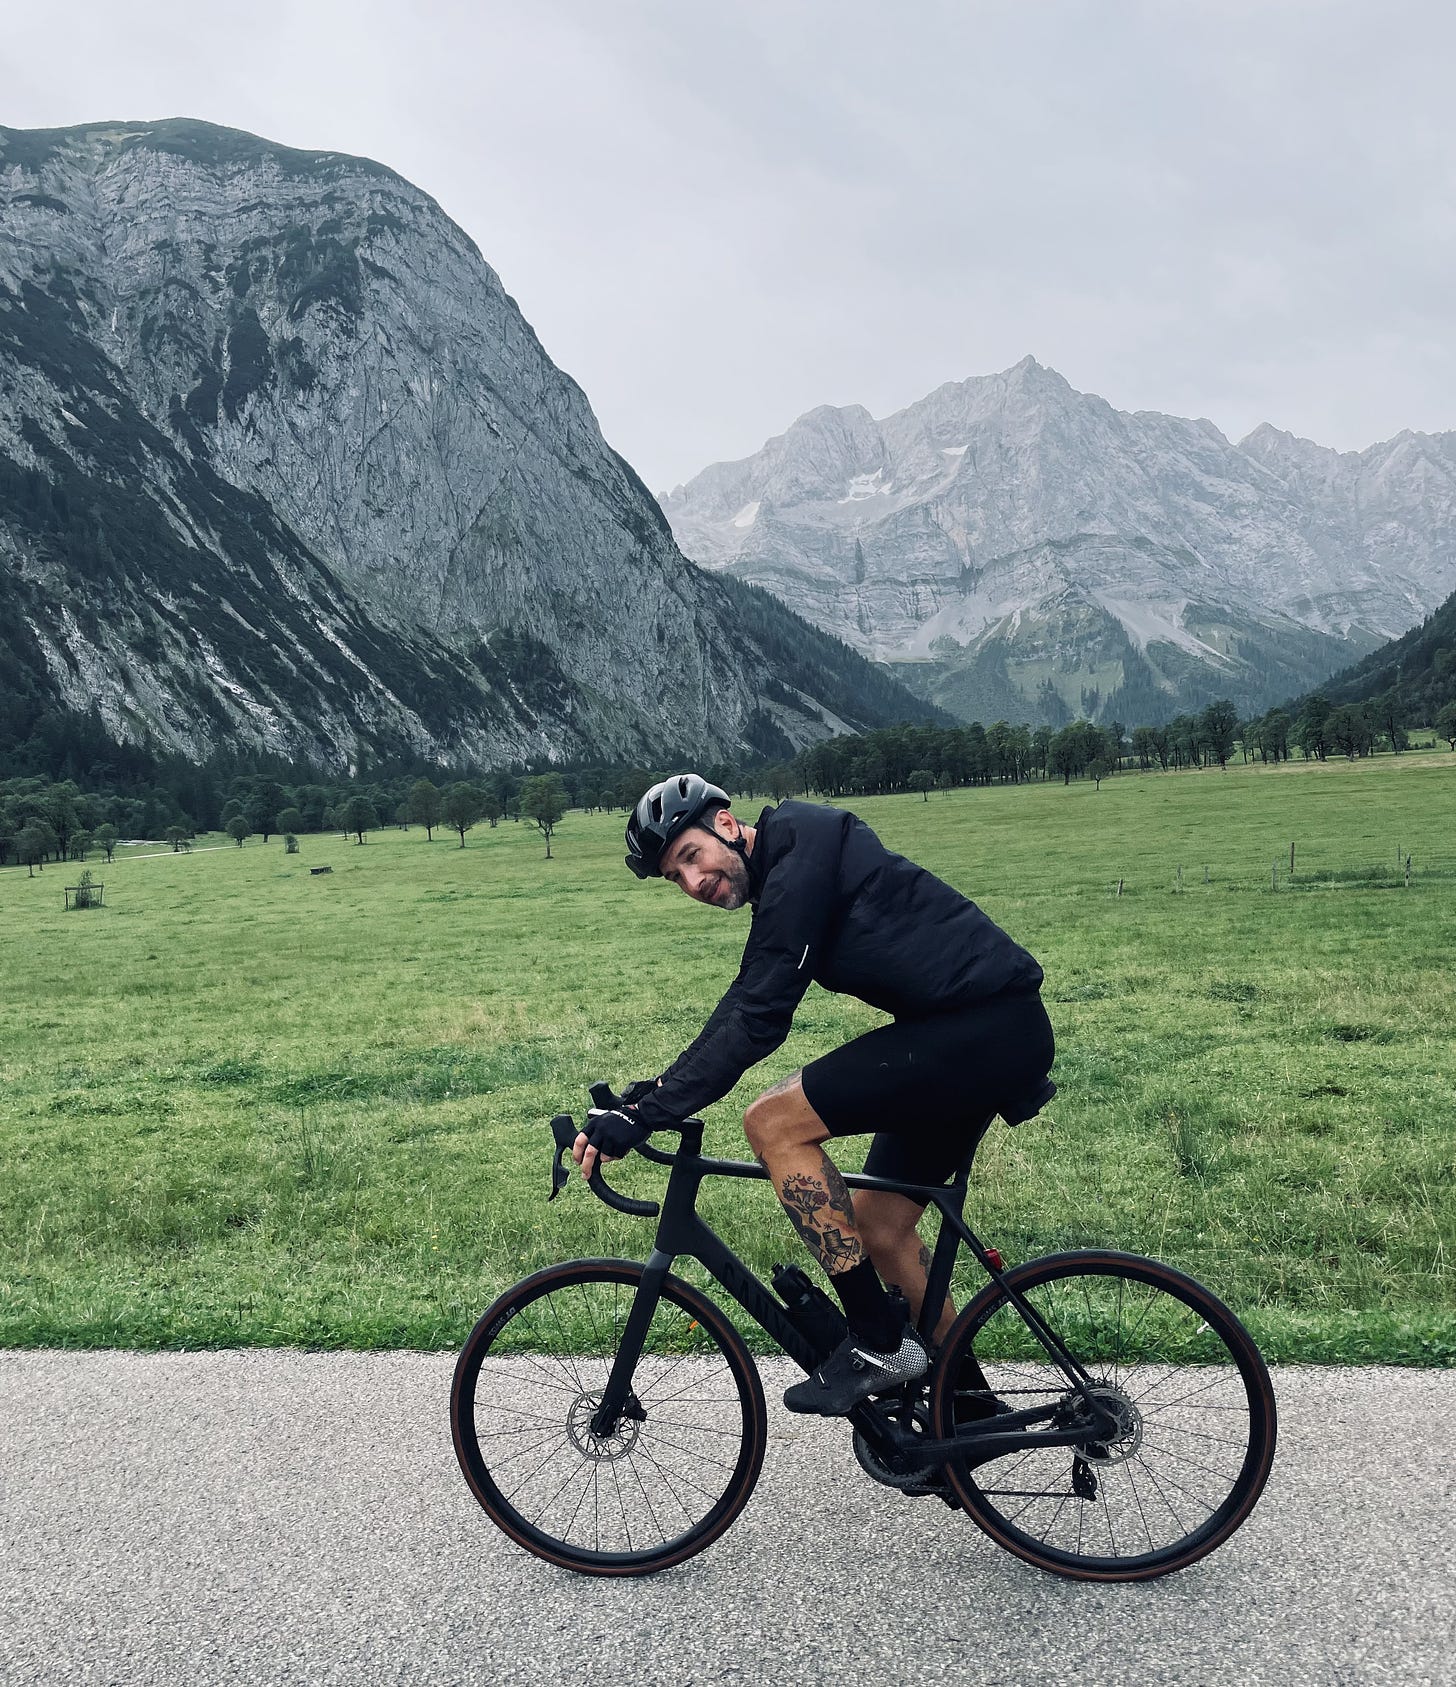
1101 844 1456 897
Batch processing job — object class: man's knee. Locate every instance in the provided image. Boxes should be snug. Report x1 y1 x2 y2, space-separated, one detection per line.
743 1077 824 1159
742 1092 786 1159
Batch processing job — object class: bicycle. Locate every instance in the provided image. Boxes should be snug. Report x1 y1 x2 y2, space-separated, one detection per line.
451 1080 1277 1580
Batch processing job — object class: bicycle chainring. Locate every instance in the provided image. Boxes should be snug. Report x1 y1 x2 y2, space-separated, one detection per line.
852 1404 942 1493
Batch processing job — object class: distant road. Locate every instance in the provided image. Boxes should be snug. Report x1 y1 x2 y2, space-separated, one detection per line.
1 1355 1450 1686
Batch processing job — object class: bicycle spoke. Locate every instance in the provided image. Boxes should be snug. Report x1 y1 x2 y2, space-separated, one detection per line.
1131 1451 1194 1535
1138 1437 1240 1486
1120 1456 1157 1555
625 1444 670 1545
1133 1369 1246 1411
529 1454 596 1530
627 1441 698 1529
1145 1420 1248 1452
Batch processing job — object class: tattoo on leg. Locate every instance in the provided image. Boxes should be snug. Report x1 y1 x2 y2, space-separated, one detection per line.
918 1242 933 1275
779 1150 863 1274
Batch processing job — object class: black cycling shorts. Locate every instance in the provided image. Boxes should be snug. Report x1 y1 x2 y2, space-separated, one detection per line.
799 988 1055 1191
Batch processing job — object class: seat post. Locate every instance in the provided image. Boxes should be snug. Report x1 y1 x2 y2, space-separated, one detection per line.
951 1108 1001 1183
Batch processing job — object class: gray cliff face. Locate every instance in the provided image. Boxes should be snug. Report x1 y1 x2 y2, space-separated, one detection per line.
0 119 924 767
663 358 1456 723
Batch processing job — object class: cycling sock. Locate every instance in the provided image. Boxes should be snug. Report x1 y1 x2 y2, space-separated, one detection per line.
828 1258 903 1351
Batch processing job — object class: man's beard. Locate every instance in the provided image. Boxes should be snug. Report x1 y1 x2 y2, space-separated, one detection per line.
713 850 751 910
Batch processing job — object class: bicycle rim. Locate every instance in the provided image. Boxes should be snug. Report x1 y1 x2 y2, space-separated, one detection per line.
931 1250 1276 1581
451 1259 767 1575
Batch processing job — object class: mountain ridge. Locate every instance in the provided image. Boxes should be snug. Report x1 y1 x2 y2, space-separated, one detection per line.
662 361 1456 725
0 118 938 771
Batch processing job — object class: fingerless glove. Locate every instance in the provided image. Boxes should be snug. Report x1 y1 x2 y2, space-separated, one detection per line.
583 1105 652 1159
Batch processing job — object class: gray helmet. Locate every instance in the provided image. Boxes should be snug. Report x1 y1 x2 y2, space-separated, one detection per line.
625 773 729 879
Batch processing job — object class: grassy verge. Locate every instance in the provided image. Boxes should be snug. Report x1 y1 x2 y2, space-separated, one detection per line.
2 752 1453 1361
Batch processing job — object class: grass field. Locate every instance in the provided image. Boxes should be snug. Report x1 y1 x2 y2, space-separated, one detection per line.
2 752 1453 1362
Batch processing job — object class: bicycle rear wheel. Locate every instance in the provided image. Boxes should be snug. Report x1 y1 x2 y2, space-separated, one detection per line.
451 1259 767 1575
930 1250 1276 1581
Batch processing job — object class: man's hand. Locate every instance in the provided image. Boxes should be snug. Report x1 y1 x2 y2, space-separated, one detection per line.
572 1105 651 1181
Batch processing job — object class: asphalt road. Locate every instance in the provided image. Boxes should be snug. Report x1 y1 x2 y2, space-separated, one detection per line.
1 1354 1450 1687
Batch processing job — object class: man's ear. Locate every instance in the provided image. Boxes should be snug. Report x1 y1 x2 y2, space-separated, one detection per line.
713 807 739 843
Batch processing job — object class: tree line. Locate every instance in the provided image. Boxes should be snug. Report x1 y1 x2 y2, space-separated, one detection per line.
5 693 1453 873
776 693 1450 799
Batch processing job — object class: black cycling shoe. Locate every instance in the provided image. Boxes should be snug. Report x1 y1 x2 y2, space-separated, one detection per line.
783 1329 930 1417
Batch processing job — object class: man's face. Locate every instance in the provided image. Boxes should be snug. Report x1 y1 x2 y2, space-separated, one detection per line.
659 816 751 909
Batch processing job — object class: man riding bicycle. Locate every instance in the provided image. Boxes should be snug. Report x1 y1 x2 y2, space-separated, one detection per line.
573 774 1054 1418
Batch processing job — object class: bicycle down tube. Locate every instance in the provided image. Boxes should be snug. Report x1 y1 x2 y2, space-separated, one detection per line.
587 1124 1113 1463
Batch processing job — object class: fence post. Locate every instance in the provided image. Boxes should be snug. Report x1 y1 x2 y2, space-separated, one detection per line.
1271 862 1277 891
1290 841 1295 878
1204 865 1210 884
1176 865 1183 895
1406 854 1412 888
1117 877 1124 898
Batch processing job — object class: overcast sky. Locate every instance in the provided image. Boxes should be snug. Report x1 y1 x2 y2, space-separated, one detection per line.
5 0 1454 489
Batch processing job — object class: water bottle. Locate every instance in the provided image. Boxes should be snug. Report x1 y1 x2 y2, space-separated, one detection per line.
770 1262 848 1363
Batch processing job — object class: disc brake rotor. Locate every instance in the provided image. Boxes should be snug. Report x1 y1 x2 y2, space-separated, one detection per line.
565 1392 641 1461
1079 1383 1144 1465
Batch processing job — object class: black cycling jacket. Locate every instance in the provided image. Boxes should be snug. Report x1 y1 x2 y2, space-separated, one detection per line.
634 800 1042 1132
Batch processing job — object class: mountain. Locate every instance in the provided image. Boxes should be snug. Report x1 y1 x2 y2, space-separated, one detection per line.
0 119 936 771
662 359 1456 724
1314 580 1456 723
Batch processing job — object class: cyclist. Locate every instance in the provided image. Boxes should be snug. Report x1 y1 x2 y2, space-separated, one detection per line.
573 774 1053 1417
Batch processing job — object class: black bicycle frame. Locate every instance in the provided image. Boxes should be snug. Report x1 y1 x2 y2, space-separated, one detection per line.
586 1120 1114 1472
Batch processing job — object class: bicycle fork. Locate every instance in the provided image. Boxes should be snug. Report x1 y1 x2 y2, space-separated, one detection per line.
588 1251 674 1438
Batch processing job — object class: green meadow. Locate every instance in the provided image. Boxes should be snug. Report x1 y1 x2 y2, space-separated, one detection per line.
2 752 1453 1362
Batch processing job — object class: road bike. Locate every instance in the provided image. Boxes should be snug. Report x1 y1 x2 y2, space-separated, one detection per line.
452 1081 1277 1579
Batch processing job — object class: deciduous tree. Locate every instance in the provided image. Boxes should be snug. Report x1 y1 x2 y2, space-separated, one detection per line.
408 779 442 840
521 773 568 858
443 782 483 847
16 823 48 875
340 796 378 843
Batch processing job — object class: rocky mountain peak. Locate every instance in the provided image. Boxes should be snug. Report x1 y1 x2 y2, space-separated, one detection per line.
663 362 1456 726
0 118 936 768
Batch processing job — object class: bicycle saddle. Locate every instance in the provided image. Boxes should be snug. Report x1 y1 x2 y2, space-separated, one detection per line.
999 1076 1057 1127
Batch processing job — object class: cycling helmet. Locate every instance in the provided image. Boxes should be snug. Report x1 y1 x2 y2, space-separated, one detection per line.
625 774 730 879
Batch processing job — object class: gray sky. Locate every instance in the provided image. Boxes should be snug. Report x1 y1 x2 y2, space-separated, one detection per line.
5 0 1454 490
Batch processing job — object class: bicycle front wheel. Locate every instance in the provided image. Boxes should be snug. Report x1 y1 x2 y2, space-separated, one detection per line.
930 1250 1276 1581
451 1259 768 1575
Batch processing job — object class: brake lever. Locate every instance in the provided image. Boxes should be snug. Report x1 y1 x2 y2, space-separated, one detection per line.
548 1113 577 1202
546 1103 660 1219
